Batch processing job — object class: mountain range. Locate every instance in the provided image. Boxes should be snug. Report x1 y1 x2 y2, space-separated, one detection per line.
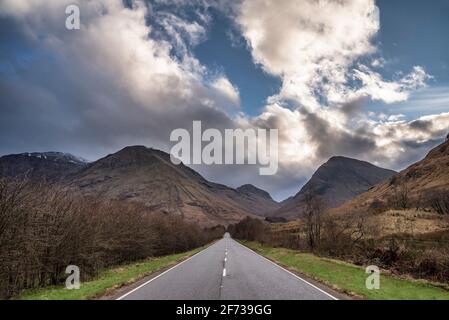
0 152 86 181
0 146 279 226
1 137 448 225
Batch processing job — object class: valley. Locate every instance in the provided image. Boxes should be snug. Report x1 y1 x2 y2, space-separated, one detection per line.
1 136 449 300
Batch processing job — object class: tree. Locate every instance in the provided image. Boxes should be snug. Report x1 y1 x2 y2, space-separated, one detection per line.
302 192 324 251
390 185 410 209
430 191 449 215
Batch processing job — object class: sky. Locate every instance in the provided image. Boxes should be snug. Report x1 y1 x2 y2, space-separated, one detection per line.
0 0 449 201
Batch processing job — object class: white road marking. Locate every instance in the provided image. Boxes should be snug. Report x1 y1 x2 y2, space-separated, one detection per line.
116 241 220 300
223 251 228 277
117 238 338 300
234 240 339 300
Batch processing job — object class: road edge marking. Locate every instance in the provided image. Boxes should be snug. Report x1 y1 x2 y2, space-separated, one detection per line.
116 241 219 300
234 240 339 300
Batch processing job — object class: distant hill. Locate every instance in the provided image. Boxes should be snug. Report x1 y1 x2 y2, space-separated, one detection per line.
272 156 396 219
231 184 281 216
0 152 87 181
336 138 449 213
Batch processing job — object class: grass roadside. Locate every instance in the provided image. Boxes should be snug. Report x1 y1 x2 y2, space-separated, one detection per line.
241 241 449 300
14 244 210 300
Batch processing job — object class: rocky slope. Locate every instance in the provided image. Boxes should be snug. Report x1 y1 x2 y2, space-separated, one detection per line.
273 156 396 219
231 184 281 217
0 152 87 181
336 138 449 213
62 146 262 226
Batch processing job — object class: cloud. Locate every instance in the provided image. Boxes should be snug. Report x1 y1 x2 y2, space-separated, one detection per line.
210 76 241 107
0 0 447 201
235 0 379 108
392 86 449 114
0 0 239 158
352 65 431 104
234 0 430 109
225 0 446 198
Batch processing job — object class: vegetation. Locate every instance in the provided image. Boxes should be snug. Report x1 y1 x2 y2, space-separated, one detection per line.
0 178 224 299
243 241 449 300
15 246 207 300
429 190 449 216
228 211 449 285
388 185 410 210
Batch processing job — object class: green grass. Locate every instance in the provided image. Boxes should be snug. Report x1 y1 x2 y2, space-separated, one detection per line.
242 241 449 300
15 245 208 300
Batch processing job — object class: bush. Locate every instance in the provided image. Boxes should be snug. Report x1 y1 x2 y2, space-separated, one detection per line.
429 191 449 215
227 217 268 243
0 178 222 298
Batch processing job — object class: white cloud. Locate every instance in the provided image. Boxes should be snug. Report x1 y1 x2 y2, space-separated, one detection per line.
0 0 45 16
231 0 442 182
211 76 241 107
394 86 449 114
235 0 431 109
352 65 431 104
236 0 380 109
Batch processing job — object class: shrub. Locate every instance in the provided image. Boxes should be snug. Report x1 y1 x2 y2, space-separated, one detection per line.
0 178 221 298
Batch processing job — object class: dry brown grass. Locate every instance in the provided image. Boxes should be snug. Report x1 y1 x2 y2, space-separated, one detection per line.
366 209 449 237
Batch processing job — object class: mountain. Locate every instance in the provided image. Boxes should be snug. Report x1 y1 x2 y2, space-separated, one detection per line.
0 146 280 226
231 184 281 216
0 152 87 181
273 156 397 219
336 138 449 212
64 146 258 226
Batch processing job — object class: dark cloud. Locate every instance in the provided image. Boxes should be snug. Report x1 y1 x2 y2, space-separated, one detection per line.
339 98 366 117
301 109 377 160
409 119 432 132
0 0 237 160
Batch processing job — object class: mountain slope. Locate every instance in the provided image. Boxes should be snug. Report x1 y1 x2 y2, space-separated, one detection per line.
231 184 281 216
0 152 87 181
65 146 256 226
273 156 396 219
336 138 449 212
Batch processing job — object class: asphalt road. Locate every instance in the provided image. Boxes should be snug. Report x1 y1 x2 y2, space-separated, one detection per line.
118 234 337 300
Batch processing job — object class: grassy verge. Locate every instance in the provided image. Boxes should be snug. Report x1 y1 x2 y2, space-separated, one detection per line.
242 241 449 300
14 245 209 300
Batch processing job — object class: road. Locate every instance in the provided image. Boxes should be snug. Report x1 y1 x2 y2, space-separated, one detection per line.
117 234 337 300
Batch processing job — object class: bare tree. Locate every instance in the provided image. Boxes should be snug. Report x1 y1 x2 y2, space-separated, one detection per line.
430 191 449 215
0 177 222 299
390 185 410 209
303 192 324 252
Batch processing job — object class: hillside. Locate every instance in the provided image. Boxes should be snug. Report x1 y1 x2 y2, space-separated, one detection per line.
1 147 283 226
63 146 261 226
336 138 449 213
273 156 396 219
0 152 87 181
231 184 281 216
